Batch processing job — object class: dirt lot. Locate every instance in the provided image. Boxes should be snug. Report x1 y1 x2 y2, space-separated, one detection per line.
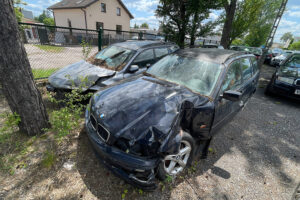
0 65 299 200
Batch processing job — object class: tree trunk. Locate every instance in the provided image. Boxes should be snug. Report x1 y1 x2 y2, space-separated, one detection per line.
178 1 187 49
220 0 237 49
190 13 199 48
0 0 50 135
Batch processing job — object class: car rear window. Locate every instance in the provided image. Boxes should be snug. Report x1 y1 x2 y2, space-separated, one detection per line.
155 48 169 58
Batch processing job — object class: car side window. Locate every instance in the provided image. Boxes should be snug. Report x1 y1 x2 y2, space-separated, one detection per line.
241 58 253 81
222 60 242 92
155 48 169 58
133 49 155 68
170 45 179 53
251 57 258 74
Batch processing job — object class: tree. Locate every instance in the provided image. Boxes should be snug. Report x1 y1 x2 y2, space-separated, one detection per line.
289 40 300 50
229 0 264 46
13 0 27 22
140 22 149 29
134 23 139 29
220 0 237 49
244 0 282 47
280 32 293 43
0 0 50 135
188 0 221 47
42 17 55 26
35 10 55 26
156 0 197 48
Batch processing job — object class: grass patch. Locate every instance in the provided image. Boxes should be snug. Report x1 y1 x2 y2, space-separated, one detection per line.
32 68 58 79
41 150 56 168
35 45 64 53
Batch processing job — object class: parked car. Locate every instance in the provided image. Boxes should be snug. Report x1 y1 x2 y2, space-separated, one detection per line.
270 51 293 66
202 43 224 49
265 53 300 100
264 49 273 64
85 48 259 189
248 47 262 60
46 41 179 95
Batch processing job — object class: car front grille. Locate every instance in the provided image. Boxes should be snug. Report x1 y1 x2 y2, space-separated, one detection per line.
90 114 110 142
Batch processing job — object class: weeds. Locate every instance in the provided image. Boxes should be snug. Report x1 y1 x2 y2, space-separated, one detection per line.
41 150 56 168
46 76 93 141
81 39 92 61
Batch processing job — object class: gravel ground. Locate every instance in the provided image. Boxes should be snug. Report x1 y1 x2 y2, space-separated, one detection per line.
1 65 299 200
24 44 98 69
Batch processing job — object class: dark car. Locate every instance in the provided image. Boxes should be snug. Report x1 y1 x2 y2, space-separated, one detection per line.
46 41 179 94
202 43 224 49
270 51 293 67
85 49 259 190
265 53 300 100
264 49 273 64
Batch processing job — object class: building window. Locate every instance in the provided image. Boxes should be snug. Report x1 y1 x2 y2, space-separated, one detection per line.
117 7 121 16
101 3 106 12
116 25 122 34
96 22 104 30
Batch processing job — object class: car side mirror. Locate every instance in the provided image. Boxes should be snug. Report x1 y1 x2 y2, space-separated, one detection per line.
129 65 139 73
222 90 242 102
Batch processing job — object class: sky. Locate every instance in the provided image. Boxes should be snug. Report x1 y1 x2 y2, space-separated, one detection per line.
21 0 300 43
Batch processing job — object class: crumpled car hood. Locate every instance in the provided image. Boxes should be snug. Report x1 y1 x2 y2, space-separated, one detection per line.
90 76 209 152
48 60 115 91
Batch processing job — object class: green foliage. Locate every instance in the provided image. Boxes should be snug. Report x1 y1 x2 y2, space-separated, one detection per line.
229 0 264 45
32 68 59 79
14 8 23 22
243 0 282 47
232 39 244 46
41 150 56 168
42 17 55 26
35 45 64 53
46 77 93 141
81 39 92 61
138 189 143 195
156 0 221 48
280 32 293 43
140 23 149 29
0 112 21 136
121 189 128 199
289 41 300 50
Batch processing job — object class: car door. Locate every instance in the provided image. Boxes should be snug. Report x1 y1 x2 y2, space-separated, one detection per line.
239 57 255 108
123 48 156 78
212 59 243 132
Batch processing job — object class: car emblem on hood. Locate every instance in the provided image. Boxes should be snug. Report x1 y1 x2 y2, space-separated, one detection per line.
100 113 105 119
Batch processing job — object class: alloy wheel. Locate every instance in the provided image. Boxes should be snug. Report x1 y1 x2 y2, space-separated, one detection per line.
163 140 192 176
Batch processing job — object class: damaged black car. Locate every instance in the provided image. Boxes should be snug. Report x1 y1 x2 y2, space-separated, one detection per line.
46 41 178 94
85 48 259 190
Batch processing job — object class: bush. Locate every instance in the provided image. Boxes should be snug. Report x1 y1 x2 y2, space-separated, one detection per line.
289 41 300 50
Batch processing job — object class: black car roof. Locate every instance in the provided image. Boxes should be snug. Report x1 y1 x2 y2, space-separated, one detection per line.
175 48 250 64
114 40 175 50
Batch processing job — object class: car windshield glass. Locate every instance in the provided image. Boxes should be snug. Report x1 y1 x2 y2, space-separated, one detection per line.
146 54 222 96
92 45 136 71
284 54 300 68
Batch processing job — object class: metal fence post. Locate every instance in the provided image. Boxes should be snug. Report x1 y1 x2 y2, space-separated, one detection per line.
98 28 102 51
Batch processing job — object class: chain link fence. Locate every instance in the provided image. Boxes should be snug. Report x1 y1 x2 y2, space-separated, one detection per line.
19 22 160 80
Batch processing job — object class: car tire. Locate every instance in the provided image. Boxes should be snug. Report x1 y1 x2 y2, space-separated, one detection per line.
157 131 195 181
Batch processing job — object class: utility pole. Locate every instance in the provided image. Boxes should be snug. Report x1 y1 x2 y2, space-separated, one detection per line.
259 0 288 68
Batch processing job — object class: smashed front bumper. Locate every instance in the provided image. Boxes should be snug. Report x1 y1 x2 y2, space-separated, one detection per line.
85 109 160 190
